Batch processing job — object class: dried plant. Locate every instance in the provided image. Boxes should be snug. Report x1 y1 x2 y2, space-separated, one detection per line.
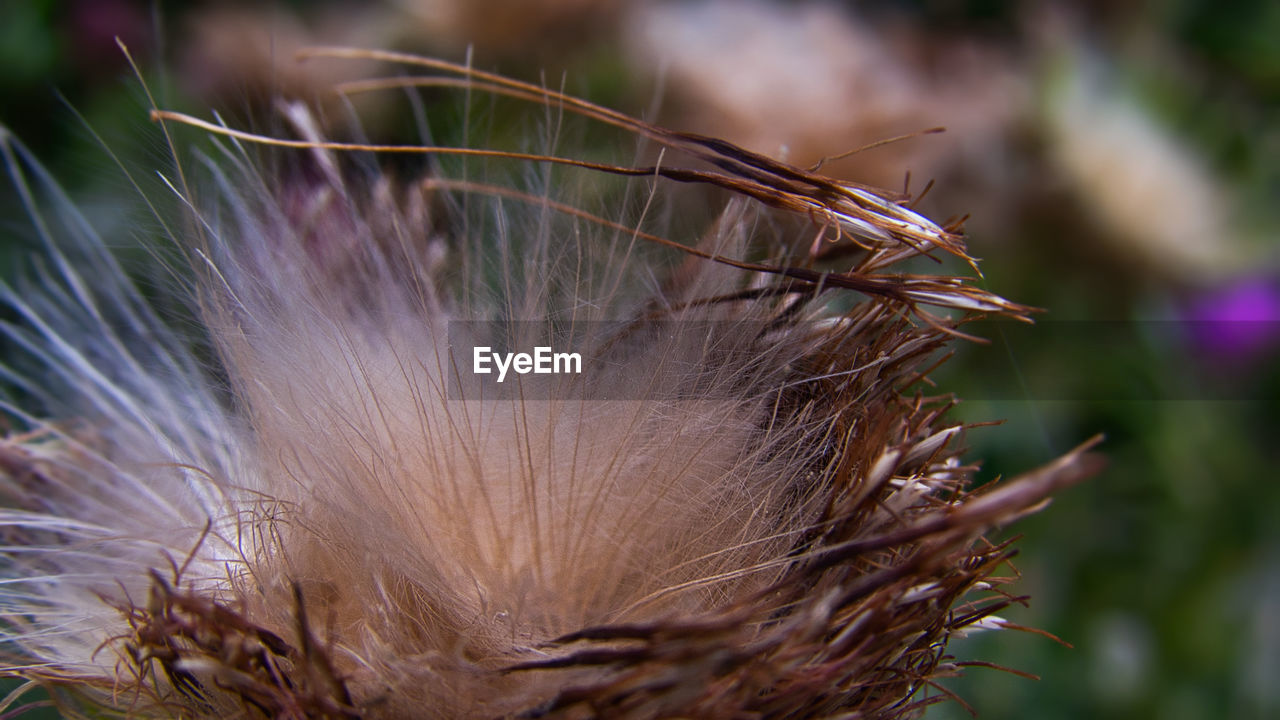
0 47 1100 719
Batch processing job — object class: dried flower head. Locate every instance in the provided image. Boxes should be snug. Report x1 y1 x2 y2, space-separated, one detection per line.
0 47 1100 719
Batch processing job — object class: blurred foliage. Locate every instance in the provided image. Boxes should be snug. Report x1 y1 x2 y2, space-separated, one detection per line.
1 1 1276 719
905 3 1280 719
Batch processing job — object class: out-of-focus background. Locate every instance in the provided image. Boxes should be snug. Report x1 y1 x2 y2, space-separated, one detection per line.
1 1 1276 718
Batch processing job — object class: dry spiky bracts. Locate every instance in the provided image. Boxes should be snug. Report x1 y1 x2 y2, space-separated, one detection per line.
0 48 1100 719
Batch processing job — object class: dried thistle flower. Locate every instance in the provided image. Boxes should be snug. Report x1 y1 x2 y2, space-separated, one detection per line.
0 47 1100 719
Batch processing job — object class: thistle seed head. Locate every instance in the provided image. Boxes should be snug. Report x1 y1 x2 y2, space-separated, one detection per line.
0 48 1100 719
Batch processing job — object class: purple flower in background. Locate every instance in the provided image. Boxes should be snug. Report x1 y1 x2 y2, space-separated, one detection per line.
1184 278 1280 365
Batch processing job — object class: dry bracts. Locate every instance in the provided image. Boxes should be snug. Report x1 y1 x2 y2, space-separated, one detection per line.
153 46 1027 325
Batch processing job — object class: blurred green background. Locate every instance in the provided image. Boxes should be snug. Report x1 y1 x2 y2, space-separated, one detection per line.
2 1 1277 718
